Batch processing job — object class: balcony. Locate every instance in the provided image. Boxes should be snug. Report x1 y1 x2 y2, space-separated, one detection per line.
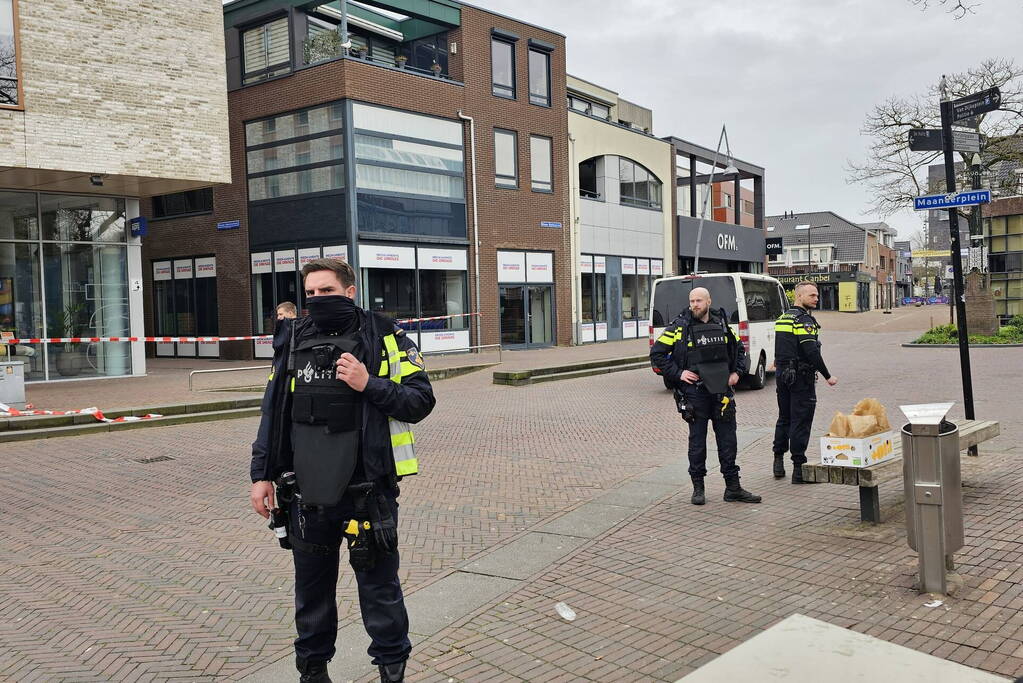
302 29 452 81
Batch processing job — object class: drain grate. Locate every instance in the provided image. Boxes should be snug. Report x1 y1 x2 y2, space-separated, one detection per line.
135 455 175 464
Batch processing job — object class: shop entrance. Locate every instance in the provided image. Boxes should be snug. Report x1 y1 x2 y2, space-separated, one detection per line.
500 285 553 348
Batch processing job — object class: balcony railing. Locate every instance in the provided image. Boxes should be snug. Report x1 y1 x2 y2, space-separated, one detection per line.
303 32 449 80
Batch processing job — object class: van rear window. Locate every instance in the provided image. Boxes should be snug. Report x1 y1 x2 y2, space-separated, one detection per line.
652 277 738 326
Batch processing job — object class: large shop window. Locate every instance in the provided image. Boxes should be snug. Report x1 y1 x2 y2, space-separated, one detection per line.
0 0 21 107
619 158 662 210
242 16 291 84
352 102 466 239
152 257 219 358
360 245 469 352
251 246 347 358
579 255 607 342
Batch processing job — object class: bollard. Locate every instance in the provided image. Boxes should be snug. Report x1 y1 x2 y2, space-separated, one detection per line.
900 403 964 595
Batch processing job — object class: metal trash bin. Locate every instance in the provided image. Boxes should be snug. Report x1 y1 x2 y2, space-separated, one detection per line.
0 360 26 409
900 402 964 594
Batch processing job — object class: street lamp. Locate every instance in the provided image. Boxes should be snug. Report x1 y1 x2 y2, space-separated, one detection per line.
692 124 738 274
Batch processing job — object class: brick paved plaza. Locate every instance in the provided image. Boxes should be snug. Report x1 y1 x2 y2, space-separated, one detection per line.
2 307 1022 682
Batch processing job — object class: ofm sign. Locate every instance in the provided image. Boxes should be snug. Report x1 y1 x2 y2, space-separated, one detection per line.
716 233 739 251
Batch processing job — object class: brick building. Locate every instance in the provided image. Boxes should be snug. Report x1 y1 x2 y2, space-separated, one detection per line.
0 0 229 381
142 0 571 358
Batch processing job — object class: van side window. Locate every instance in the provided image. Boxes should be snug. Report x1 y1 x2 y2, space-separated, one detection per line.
740 278 779 322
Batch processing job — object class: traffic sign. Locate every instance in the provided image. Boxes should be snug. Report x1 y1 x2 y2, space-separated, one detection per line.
913 190 990 211
908 128 982 153
951 87 1001 123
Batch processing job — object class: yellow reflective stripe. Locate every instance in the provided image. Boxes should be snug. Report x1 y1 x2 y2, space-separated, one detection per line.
378 361 388 376
399 361 421 378
390 430 415 447
656 333 676 345
268 371 275 380
775 323 794 332
394 457 418 476
793 327 815 336
290 377 295 392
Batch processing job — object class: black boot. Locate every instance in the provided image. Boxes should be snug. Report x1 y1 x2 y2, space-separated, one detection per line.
297 657 332 683
791 465 820 484
379 660 406 682
723 476 762 503
691 478 706 506
773 454 786 479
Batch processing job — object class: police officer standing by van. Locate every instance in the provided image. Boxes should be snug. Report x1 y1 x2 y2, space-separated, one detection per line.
650 286 761 506
772 280 837 484
250 258 435 683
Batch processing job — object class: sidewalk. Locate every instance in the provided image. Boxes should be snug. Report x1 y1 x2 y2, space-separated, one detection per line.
19 339 651 414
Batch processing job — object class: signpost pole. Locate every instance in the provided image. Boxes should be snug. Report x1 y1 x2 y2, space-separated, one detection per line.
938 95 976 424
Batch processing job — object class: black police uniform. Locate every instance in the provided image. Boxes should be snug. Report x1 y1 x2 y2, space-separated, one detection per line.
251 308 435 682
772 305 830 482
650 308 760 504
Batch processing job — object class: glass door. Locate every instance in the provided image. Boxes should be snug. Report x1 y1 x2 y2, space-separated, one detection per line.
528 285 553 346
500 286 526 346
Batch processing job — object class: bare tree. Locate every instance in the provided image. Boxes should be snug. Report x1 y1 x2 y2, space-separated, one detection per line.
908 0 980 19
847 58 1023 219
0 42 17 106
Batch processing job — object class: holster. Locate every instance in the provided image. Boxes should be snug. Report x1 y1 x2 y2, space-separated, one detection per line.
674 390 696 424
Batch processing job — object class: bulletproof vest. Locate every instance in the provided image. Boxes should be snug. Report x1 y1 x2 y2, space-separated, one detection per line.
688 321 731 395
290 332 363 506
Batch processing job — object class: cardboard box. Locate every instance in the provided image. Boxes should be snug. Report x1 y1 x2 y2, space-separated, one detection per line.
820 431 898 468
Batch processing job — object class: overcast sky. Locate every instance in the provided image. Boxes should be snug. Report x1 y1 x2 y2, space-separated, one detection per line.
472 0 1023 237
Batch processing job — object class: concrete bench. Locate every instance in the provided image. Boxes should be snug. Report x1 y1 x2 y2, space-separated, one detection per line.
800 419 1001 524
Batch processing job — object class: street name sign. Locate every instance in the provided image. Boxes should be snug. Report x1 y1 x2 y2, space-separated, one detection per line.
951 87 1001 123
908 128 982 153
913 190 991 211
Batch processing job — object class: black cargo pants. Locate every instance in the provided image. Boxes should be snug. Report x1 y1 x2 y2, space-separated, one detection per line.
773 374 817 466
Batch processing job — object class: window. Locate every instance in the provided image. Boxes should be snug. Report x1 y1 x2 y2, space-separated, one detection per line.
530 135 552 192
491 38 515 98
419 270 468 331
152 188 214 219
741 277 784 322
579 157 599 199
619 158 662 210
245 103 344 203
528 49 550 106
0 0 20 107
494 129 517 188
403 32 449 75
242 17 291 84
568 95 610 120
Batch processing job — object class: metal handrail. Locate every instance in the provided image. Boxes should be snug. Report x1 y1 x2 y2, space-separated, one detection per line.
422 344 502 363
189 365 271 392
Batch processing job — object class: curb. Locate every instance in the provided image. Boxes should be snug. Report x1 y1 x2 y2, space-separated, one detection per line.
493 354 649 386
901 343 1023 348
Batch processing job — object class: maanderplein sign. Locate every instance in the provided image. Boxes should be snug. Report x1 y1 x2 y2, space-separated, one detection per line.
677 216 766 263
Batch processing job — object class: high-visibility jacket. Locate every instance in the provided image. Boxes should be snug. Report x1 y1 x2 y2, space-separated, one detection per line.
774 306 831 379
250 310 435 486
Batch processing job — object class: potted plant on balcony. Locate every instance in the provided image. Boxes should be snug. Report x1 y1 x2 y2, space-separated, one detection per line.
430 61 442 77
49 302 87 377
395 54 407 69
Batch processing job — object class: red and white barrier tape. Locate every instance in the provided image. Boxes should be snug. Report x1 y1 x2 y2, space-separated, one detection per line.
3 313 482 345
0 402 163 423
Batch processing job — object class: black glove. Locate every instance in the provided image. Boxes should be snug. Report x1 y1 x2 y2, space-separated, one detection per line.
369 493 398 555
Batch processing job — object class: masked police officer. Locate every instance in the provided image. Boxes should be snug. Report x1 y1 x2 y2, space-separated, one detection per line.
250 258 435 683
772 280 837 484
650 286 761 505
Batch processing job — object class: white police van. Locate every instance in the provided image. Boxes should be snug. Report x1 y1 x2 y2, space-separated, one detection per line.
649 273 788 390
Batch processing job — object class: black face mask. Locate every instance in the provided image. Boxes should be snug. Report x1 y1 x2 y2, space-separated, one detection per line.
306 295 360 333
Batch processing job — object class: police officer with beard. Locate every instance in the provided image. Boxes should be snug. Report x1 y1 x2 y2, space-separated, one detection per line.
772 281 837 484
650 286 761 506
250 258 435 683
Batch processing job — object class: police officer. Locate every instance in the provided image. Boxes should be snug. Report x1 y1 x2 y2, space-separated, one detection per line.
250 258 435 683
772 281 837 484
650 286 761 505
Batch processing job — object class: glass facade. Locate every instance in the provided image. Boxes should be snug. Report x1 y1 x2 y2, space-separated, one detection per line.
985 215 1023 318
1 191 131 381
580 255 661 343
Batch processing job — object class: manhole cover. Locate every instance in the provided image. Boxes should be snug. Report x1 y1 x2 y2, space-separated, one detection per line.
135 455 175 464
